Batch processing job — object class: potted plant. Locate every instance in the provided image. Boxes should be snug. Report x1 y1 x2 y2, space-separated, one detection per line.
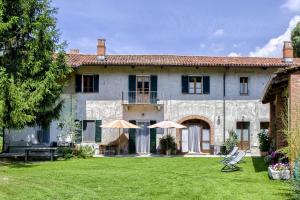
258 130 270 156
223 130 238 154
159 134 176 155
268 163 291 180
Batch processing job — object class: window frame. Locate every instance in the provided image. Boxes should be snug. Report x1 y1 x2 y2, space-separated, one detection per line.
83 75 95 93
239 77 249 96
77 74 99 93
188 76 203 94
82 120 96 143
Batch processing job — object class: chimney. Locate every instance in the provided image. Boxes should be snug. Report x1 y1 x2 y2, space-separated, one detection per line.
69 49 80 54
97 39 106 60
283 41 293 63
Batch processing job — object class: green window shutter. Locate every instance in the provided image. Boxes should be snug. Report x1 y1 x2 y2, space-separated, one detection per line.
182 75 189 94
150 120 157 153
75 75 82 93
95 120 102 143
93 75 99 93
75 120 82 143
150 75 158 104
128 75 136 103
128 120 136 154
203 76 210 94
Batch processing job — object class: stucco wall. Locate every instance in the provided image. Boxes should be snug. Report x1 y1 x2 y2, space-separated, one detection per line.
8 66 276 155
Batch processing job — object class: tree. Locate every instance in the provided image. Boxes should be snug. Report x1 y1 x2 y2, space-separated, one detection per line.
57 114 81 144
291 22 300 57
0 0 72 151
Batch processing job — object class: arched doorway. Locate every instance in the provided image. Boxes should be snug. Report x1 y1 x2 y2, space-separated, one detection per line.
177 115 214 154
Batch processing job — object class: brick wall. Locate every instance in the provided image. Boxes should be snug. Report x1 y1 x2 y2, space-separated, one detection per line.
275 93 287 149
289 73 300 164
289 73 300 130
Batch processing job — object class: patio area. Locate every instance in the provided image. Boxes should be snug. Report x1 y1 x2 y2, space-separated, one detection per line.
0 157 292 200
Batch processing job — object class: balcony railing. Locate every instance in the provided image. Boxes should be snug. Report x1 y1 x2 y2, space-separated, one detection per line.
122 91 158 104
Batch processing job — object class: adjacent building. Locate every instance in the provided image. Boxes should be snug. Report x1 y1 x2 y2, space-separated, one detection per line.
262 42 300 156
6 40 295 155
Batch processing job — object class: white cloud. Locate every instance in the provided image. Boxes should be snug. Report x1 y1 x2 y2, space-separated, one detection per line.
212 29 224 37
249 15 300 57
228 52 241 57
281 0 300 12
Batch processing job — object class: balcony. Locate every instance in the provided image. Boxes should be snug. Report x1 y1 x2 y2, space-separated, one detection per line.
122 91 159 105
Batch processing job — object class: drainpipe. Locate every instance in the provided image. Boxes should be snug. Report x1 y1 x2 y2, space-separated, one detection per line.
223 69 227 143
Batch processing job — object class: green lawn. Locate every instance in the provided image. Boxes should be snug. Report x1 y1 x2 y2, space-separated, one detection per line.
0 157 292 200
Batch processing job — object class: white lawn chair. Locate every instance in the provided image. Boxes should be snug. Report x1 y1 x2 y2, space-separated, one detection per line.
220 147 239 164
221 150 246 172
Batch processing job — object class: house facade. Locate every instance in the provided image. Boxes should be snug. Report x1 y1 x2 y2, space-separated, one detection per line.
6 39 294 155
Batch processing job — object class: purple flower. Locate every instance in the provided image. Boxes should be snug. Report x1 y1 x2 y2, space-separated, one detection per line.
271 163 290 171
271 151 277 159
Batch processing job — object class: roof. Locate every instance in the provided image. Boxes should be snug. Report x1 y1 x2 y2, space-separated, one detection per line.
262 65 300 103
66 54 300 68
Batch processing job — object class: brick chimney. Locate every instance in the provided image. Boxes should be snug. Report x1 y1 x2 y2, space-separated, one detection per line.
69 49 80 54
283 41 293 63
97 39 106 60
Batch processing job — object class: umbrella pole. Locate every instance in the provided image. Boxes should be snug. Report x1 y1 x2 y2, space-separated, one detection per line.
118 128 121 155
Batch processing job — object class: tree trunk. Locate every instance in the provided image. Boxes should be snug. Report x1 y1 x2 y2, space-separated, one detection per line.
2 128 5 153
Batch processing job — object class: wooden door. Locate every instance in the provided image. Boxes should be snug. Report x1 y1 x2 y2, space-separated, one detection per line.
236 122 250 150
136 76 150 103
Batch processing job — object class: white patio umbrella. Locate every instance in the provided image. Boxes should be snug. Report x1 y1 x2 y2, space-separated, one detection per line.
148 121 186 129
101 120 140 155
148 121 186 155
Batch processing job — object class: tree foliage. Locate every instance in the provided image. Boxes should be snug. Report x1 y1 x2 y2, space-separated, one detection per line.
0 0 71 133
291 22 300 57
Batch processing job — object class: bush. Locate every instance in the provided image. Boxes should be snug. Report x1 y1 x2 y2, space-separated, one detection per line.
57 147 74 159
264 151 289 165
159 134 176 155
73 145 94 159
258 130 270 152
224 130 238 154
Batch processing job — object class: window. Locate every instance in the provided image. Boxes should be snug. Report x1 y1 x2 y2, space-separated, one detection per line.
182 76 210 94
240 77 248 95
83 75 94 92
260 122 270 133
137 76 150 94
82 120 102 143
75 74 99 93
189 76 202 94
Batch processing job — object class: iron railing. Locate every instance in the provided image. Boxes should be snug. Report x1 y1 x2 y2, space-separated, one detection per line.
122 91 158 104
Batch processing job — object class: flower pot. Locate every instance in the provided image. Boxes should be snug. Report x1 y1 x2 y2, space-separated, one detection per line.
268 166 290 180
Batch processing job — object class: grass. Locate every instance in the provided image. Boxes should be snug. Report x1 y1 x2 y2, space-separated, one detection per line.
0 157 292 200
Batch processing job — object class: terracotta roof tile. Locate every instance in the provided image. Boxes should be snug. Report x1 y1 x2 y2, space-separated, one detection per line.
67 54 298 68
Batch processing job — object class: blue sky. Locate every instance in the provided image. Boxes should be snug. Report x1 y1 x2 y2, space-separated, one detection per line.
52 0 300 57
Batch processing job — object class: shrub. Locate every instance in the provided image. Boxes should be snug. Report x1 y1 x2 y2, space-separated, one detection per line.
159 134 176 155
73 145 94 159
57 147 74 159
264 151 289 165
224 130 238 154
258 130 270 152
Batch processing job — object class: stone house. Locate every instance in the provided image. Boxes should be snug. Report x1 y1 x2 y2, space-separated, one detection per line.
6 39 295 155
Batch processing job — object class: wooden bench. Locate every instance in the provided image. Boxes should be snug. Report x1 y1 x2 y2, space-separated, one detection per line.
24 147 57 162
